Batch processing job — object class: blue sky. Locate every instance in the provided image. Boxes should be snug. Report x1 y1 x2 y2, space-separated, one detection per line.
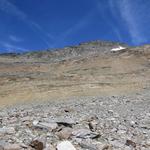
0 0 150 53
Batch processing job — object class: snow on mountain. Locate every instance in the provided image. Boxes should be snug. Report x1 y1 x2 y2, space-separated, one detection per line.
111 46 126 52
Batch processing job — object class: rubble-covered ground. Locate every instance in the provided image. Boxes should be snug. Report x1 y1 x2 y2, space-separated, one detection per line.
0 89 150 150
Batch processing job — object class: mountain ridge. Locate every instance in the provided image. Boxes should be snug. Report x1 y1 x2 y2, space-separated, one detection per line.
0 40 129 63
1 40 150 61
1 40 128 55
0 40 149 106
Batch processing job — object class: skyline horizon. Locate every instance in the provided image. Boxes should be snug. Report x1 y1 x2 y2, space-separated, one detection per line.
0 0 150 53
0 38 148 54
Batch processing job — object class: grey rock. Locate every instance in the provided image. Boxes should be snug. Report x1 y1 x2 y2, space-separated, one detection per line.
72 129 100 139
0 127 15 135
54 118 76 127
109 140 125 148
0 146 4 150
33 122 58 131
44 144 55 150
38 122 58 131
3 144 21 150
0 141 5 150
79 142 97 150
56 127 72 140
88 120 99 131
100 145 113 150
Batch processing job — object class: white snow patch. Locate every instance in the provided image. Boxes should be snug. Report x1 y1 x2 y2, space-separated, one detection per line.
111 46 126 52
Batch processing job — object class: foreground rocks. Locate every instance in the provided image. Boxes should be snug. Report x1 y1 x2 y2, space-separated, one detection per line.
0 91 150 149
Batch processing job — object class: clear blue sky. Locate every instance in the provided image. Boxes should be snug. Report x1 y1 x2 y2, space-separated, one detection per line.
0 0 150 53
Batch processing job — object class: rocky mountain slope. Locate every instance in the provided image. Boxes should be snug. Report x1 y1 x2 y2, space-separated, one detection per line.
0 40 150 149
0 40 149 106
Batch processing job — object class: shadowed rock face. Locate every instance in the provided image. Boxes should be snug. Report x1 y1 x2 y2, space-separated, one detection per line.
0 40 149 106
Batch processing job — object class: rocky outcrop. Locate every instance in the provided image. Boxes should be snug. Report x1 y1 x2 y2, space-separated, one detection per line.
22 40 128 62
